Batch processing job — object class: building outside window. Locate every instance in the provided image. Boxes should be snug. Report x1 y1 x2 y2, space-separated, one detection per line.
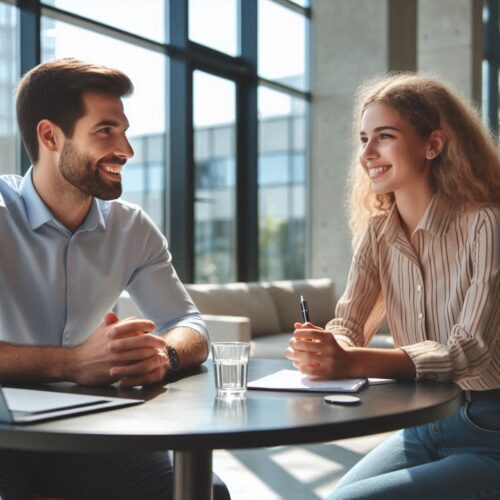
257 0 308 281
193 70 237 283
258 87 306 280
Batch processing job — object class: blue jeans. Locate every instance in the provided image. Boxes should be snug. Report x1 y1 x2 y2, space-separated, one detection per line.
0 450 230 500
327 400 500 500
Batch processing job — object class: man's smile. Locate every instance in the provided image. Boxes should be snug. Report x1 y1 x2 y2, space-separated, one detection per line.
100 165 122 175
97 155 126 179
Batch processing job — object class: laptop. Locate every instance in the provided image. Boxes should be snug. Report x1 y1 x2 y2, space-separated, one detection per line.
0 384 143 424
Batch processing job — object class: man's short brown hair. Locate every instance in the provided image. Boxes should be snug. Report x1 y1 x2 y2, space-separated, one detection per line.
16 58 133 164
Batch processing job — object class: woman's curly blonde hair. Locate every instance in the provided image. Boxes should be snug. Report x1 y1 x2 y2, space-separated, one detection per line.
347 73 500 243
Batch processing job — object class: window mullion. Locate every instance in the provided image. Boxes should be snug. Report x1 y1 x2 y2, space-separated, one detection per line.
19 0 41 174
236 0 258 282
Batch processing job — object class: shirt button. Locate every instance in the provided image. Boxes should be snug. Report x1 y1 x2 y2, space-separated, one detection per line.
64 333 70 339
418 313 424 319
417 285 422 292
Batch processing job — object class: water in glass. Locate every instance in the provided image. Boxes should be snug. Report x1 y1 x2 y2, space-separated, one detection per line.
214 359 248 397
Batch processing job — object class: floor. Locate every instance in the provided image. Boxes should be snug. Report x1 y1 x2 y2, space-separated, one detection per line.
213 431 394 499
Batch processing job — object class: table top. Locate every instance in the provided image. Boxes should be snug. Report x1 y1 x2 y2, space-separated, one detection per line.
0 359 462 453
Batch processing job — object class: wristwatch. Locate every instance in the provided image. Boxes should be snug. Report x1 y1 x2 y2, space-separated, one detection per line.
165 345 180 372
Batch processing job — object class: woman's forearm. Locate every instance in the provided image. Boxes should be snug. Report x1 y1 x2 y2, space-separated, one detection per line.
346 347 416 380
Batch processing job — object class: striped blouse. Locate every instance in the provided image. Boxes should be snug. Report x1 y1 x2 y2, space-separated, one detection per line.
326 197 500 390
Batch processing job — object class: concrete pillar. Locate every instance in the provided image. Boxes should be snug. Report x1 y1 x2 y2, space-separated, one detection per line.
418 0 483 104
309 0 417 295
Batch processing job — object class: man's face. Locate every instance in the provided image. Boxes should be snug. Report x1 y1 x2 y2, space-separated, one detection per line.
58 91 134 200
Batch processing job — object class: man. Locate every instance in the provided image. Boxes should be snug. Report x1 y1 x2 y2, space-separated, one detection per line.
0 58 230 499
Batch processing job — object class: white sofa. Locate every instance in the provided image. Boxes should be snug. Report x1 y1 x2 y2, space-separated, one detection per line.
187 278 341 358
116 278 393 358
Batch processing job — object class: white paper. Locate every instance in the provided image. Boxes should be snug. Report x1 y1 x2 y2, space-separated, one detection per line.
247 369 367 393
3 388 105 412
367 378 397 385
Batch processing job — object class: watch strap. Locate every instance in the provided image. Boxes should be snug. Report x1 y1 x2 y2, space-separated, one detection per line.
165 345 180 372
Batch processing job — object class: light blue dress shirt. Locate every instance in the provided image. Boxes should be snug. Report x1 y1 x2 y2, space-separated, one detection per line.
0 169 207 347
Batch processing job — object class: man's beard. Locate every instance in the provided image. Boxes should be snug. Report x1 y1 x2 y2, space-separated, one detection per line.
59 140 124 200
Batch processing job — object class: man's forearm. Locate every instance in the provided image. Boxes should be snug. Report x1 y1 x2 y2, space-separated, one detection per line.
161 327 209 371
0 342 75 384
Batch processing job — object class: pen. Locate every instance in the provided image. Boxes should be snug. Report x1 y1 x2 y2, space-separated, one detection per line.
300 295 310 323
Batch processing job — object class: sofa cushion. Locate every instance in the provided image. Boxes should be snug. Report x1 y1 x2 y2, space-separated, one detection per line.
186 283 281 337
250 333 293 359
262 278 336 332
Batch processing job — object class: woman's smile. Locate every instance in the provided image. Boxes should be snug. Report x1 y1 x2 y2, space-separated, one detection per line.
367 165 391 179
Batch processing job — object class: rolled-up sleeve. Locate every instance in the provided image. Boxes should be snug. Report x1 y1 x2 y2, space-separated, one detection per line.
125 211 208 342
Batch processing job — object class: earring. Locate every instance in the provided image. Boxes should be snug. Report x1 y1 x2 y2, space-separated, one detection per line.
426 152 434 159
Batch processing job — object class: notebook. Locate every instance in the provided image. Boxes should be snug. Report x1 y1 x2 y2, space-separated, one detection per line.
0 384 143 424
248 369 368 393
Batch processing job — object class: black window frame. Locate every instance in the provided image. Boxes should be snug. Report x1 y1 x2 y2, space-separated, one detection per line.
484 0 499 135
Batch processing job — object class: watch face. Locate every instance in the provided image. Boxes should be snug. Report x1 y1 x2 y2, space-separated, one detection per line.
166 346 180 372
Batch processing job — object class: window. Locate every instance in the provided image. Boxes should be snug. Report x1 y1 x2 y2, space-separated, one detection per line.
258 87 307 280
257 0 310 280
193 71 236 283
258 0 309 92
189 0 238 56
43 0 166 42
4 0 310 283
0 2 18 175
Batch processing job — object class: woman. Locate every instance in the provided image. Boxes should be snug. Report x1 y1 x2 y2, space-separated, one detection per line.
286 74 500 500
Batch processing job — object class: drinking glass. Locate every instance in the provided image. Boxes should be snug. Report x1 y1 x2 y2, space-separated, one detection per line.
211 342 250 398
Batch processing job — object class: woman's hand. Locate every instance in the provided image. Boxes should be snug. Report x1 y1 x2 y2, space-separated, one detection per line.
287 322 417 380
285 322 355 379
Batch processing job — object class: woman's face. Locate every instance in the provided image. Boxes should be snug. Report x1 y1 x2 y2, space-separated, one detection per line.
359 102 432 198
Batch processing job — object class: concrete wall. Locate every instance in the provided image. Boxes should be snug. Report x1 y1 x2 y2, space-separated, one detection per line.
418 0 483 105
309 0 482 296
0 136 17 176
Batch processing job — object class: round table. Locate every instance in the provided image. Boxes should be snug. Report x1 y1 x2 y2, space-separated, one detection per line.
0 359 463 500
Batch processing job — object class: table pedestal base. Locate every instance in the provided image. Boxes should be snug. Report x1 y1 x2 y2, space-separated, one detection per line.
174 449 213 500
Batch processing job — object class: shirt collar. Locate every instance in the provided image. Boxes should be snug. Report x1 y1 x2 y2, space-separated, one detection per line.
378 195 451 245
20 167 54 230
378 204 400 245
414 195 451 237
80 198 107 232
20 166 108 232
